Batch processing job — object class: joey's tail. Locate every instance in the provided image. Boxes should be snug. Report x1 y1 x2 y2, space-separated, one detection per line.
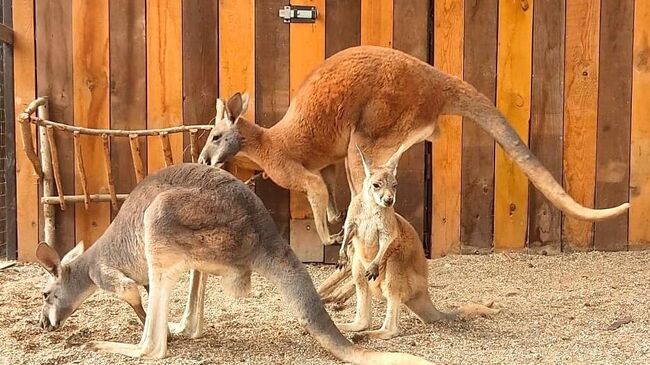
445 83 629 221
253 241 436 365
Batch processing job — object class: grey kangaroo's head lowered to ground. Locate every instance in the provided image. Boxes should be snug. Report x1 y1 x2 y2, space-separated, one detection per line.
198 93 249 168
357 144 407 208
35 242 95 331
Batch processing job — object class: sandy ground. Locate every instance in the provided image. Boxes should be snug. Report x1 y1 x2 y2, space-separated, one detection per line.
0 251 648 365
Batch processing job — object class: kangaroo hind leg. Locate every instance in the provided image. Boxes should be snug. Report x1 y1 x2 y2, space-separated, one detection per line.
169 270 208 339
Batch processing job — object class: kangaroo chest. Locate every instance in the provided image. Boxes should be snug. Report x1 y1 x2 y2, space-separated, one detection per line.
351 209 394 265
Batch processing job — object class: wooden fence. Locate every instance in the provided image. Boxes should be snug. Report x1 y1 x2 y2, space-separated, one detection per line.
12 0 650 262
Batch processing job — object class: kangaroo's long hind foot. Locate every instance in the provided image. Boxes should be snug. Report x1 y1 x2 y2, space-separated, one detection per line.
168 270 207 339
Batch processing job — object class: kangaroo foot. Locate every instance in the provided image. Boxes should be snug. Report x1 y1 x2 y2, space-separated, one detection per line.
326 231 344 246
337 321 370 333
363 328 400 340
83 340 165 360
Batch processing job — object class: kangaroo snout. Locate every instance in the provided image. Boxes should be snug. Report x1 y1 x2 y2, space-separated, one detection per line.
382 196 394 207
39 312 59 332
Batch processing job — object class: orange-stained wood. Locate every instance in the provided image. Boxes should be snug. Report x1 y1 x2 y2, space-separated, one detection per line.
432 0 463 257
562 0 600 250
14 0 38 261
361 0 392 47
494 0 533 251
72 0 110 245
147 0 183 173
289 0 326 219
630 0 650 249
219 0 255 181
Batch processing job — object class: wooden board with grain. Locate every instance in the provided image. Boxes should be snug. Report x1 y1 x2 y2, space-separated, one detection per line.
361 0 392 47
182 0 218 162
288 0 326 262
392 0 428 244
109 0 146 217
594 0 634 251
219 0 255 181
14 0 38 261
146 0 183 174
562 0 600 251
461 0 497 254
629 0 650 250
255 0 290 241
528 0 565 255
72 0 110 246
323 0 361 263
494 0 533 251
289 0 326 221
432 0 463 257
36 0 75 255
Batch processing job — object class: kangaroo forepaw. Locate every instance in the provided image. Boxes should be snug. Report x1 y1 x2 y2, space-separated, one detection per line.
328 211 345 224
326 231 344 246
365 263 379 281
335 251 348 270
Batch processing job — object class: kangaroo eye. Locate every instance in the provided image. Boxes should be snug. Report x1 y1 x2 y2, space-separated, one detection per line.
43 291 50 300
212 134 222 142
372 183 381 189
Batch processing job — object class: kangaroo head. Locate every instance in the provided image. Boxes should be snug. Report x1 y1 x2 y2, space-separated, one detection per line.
36 242 95 331
198 92 250 167
357 145 407 208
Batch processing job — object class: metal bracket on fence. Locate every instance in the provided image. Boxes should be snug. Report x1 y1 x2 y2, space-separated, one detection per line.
278 5 318 23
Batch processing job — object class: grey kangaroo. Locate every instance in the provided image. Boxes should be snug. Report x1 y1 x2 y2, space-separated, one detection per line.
36 163 435 364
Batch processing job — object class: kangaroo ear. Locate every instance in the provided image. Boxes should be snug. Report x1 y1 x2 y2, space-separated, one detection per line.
384 144 407 176
61 241 85 266
225 92 247 122
239 92 250 117
355 144 372 178
36 242 61 277
215 98 226 123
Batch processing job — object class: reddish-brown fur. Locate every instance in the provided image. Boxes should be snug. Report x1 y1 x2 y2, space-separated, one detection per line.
199 45 629 247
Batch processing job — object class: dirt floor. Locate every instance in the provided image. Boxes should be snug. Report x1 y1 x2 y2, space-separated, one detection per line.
0 251 649 365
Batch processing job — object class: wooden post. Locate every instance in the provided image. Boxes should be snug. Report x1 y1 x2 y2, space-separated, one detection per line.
45 126 66 210
73 131 90 209
160 132 174 167
38 103 56 248
129 134 146 183
101 134 119 210
189 129 199 163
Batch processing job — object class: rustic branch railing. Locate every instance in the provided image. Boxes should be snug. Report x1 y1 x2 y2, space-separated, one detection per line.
17 96 216 248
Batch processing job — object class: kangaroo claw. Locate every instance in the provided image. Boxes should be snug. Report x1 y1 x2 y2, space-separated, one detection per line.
365 263 379 281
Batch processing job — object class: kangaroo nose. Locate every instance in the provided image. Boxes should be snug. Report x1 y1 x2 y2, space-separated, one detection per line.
383 197 394 206
198 155 211 166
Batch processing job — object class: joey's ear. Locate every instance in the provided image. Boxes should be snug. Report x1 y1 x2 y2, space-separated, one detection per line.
36 242 61 277
355 144 371 178
239 92 250 117
384 144 407 176
61 241 85 266
225 92 248 122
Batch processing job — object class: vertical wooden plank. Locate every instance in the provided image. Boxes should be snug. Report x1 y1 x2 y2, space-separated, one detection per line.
322 0 361 263
219 0 255 180
35 0 75 255
594 0 633 251
4 0 18 259
563 0 599 251
431 0 463 257
13 0 38 261
255 0 290 240
289 0 326 220
288 0 325 262
392 0 428 243
361 0 392 47
72 0 110 246
182 0 218 162
147 0 183 173
494 0 533 251
528 0 565 254
629 0 650 249
461 0 497 254
110 0 146 216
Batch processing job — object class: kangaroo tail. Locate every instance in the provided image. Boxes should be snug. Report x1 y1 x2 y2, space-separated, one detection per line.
253 242 435 365
444 81 628 221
